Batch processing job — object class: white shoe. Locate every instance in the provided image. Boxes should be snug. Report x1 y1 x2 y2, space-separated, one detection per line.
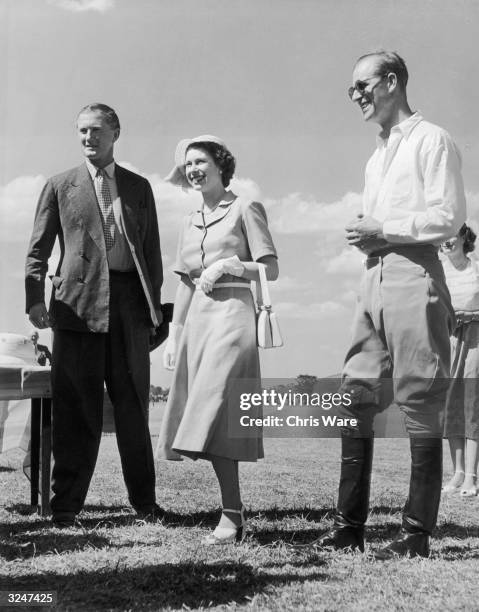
203 507 246 545
442 470 465 493
460 473 478 498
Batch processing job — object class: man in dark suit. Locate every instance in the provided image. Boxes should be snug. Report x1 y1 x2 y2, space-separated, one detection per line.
30 330 52 366
25 103 163 527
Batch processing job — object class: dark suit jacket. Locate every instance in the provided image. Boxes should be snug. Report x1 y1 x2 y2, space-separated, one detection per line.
25 163 163 333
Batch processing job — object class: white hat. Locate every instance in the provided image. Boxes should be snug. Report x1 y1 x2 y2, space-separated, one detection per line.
164 135 227 189
0 333 37 366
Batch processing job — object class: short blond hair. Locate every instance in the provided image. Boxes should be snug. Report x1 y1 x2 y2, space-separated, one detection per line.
356 50 408 90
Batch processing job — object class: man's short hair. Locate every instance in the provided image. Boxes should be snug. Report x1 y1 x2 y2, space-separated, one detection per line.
77 103 120 131
356 50 409 90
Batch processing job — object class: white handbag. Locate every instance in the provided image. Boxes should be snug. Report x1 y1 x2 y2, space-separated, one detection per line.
256 264 283 349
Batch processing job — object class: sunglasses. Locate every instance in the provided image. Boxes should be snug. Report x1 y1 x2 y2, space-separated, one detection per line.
348 74 387 100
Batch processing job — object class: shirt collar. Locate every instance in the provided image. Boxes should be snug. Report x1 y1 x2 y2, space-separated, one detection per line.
85 159 116 180
376 111 423 147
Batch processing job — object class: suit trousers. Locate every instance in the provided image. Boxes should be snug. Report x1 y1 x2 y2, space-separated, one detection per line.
50 271 156 515
340 246 454 437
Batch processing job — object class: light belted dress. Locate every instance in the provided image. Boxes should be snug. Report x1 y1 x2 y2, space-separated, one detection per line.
156 195 277 461
443 255 479 440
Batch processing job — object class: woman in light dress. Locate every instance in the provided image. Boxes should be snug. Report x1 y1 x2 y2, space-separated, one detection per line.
441 224 479 497
156 135 278 542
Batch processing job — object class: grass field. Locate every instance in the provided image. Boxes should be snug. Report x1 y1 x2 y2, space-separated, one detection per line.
1 404 479 611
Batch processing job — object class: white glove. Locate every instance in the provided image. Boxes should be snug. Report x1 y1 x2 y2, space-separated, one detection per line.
162 323 184 370
199 256 245 293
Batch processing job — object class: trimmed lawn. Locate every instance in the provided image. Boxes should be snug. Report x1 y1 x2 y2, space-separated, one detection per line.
0 404 478 611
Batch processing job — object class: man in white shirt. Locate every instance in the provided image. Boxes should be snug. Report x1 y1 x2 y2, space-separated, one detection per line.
315 51 466 558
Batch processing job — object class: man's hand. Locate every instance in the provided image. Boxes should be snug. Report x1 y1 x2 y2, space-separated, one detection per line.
149 308 165 340
29 302 52 329
345 215 386 252
354 237 391 255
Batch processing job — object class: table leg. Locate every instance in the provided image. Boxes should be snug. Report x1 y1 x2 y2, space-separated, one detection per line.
40 398 52 516
30 398 41 508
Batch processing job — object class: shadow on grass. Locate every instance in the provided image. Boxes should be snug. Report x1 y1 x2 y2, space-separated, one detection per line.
254 522 400 546
435 523 479 539
0 532 111 561
6 503 130 516
4 503 404 525
5 504 40 516
152 505 404 528
0 561 330 610
257 520 479 548
438 544 479 560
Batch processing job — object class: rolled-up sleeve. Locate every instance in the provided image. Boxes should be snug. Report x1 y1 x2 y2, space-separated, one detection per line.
240 200 277 261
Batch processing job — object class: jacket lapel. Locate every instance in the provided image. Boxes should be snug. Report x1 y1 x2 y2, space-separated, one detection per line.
115 164 142 242
68 163 105 250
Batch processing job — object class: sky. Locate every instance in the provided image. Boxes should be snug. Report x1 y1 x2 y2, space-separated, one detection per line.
1 0 479 386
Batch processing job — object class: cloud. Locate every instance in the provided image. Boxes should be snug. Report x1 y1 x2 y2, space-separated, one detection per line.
339 289 358 304
266 191 362 235
230 177 262 202
47 0 114 12
275 300 349 320
0 175 45 243
324 247 364 276
269 275 316 294
0 165 363 248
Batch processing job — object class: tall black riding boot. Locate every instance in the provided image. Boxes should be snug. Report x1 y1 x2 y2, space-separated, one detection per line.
375 436 442 560
314 435 374 552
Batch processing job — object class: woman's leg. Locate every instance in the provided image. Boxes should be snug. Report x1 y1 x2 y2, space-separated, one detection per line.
463 438 479 490
444 437 465 488
211 456 242 528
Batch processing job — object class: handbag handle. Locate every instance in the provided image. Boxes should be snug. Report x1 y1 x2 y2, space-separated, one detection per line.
256 263 272 310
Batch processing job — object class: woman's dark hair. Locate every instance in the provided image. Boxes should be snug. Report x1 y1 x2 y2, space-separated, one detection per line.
459 223 477 253
186 141 236 187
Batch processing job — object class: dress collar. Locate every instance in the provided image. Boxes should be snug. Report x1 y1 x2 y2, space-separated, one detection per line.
192 194 238 228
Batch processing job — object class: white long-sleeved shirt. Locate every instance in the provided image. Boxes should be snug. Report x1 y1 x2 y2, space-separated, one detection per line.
363 112 466 245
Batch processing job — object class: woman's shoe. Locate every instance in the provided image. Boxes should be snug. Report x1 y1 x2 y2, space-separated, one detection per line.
442 470 465 493
203 506 246 545
460 473 478 498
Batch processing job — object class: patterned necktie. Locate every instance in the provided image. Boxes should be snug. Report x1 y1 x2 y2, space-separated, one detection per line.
95 168 115 251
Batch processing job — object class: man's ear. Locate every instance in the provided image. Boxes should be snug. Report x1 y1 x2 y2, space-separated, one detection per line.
113 129 120 143
387 72 398 93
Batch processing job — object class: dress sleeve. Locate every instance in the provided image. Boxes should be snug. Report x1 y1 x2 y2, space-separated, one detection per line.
173 217 189 277
240 200 278 261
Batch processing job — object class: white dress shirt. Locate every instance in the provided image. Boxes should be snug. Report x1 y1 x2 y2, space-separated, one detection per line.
363 112 467 245
86 159 135 270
